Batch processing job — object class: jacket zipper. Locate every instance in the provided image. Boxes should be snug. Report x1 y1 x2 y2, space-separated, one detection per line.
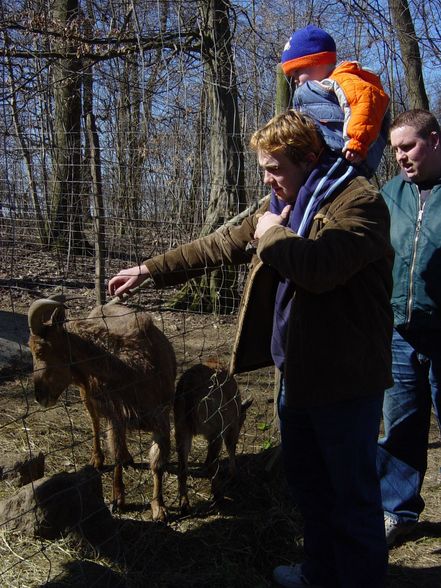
406 186 425 325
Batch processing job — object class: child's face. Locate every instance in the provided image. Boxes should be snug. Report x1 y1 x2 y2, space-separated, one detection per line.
291 67 320 85
290 64 332 86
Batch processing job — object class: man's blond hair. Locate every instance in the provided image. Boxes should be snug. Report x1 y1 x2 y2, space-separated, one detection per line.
250 110 323 163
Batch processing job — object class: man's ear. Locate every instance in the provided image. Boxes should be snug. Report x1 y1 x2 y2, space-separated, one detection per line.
430 131 440 151
305 152 319 165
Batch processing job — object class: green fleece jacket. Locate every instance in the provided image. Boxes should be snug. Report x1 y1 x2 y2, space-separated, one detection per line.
382 173 441 330
145 175 394 408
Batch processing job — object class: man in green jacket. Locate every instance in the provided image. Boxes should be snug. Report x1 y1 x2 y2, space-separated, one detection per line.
109 110 393 588
378 109 441 547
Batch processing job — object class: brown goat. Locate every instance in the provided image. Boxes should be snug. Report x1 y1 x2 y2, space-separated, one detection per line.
28 298 176 522
174 360 252 513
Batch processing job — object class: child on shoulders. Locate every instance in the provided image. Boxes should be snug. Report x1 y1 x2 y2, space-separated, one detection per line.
281 25 390 177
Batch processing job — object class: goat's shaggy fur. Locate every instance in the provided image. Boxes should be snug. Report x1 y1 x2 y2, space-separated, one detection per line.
174 359 252 513
28 300 176 521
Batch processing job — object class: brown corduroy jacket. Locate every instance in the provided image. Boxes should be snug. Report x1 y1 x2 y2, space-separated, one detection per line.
145 175 394 408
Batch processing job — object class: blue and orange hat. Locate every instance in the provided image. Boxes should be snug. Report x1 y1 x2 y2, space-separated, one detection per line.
281 25 336 76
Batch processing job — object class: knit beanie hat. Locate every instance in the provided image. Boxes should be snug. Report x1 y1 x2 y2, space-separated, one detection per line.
281 25 336 76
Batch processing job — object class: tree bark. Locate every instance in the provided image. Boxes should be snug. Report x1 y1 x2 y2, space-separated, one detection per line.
50 0 89 253
275 64 293 115
389 0 429 110
199 0 245 236
167 0 245 314
86 112 106 305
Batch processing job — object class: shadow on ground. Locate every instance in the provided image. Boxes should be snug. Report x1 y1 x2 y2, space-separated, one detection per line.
32 449 441 588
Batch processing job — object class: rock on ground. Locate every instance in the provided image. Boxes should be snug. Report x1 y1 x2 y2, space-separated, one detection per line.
0 466 120 557
0 451 45 486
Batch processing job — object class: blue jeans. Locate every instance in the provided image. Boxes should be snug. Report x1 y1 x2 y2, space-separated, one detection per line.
278 382 387 588
378 328 441 523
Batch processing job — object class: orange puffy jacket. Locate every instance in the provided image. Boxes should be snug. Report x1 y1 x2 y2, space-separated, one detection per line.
321 61 390 158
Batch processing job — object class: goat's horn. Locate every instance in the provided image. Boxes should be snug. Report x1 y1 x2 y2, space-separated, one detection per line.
28 299 65 336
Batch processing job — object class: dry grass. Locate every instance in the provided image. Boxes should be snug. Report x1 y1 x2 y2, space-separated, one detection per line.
0 372 291 588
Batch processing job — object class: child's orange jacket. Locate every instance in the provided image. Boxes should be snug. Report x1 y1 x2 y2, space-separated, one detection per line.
323 61 390 158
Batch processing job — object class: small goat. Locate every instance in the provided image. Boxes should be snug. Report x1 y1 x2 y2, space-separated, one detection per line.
28 298 176 521
174 360 252 513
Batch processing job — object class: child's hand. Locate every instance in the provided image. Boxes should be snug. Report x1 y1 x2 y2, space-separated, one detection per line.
344 150 363 164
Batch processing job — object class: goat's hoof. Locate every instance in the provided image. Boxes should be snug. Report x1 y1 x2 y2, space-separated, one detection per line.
179 498 191 516
120 448 134 467
122 457 135 468
111 497 125 513
213 494 227 505
90 455 105 469
151 505 168 523
199 464 210 476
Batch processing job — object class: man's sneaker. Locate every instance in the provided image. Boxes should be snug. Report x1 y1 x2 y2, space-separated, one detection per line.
384 513 417 547
273 563 323 588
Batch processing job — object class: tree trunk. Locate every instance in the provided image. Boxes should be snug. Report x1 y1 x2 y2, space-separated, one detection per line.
87 113 106 304
168 0 245 314
275 64 293 115
199 0 245 236
50 0 90 253
389 0 429 110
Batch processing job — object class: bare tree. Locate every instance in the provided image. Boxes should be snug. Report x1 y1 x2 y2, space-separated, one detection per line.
168 0 246 313
388 0 429 110
2 0 441 311
4 32 48 243
199 0 245 236
50 0 90 253
87 112 105 303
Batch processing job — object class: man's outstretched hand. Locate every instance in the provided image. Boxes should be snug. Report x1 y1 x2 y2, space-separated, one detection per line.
108 264 150 298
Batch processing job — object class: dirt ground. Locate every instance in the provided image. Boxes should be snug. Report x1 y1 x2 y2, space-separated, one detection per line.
0 251 440 587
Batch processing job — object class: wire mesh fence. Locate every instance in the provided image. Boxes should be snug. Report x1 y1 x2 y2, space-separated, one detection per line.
0 220 284 586
2 1 441 586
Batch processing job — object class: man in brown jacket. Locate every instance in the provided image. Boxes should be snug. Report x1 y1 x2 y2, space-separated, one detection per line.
109 110 393 588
